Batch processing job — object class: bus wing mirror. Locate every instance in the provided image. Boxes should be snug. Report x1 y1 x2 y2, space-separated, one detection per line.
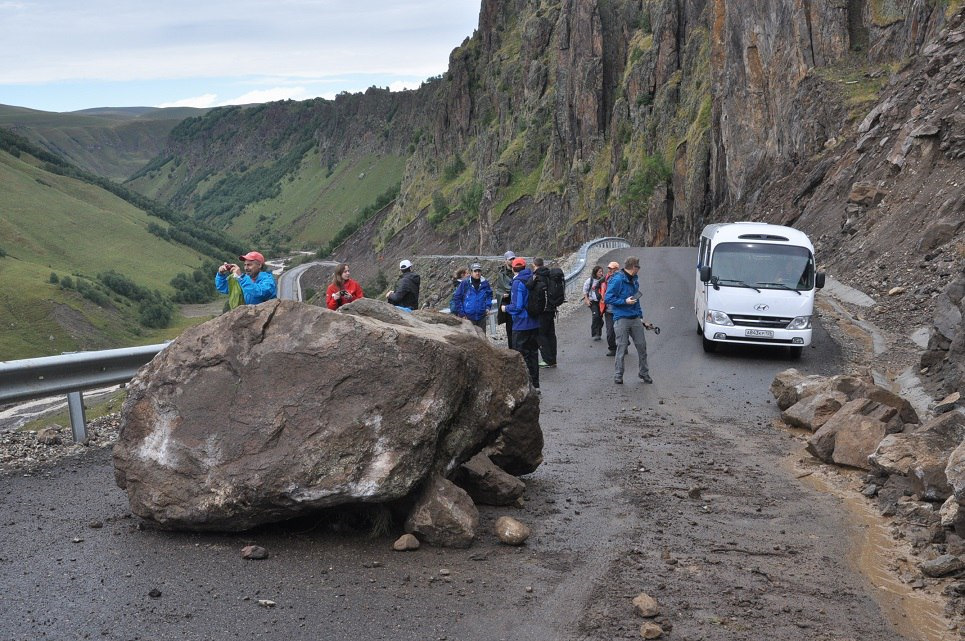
699 265 712 283
815 272 826 289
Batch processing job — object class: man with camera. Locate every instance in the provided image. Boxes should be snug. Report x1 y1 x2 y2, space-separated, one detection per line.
215 251 277 308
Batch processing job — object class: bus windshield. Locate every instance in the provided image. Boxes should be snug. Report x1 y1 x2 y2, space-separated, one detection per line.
711 243 814 291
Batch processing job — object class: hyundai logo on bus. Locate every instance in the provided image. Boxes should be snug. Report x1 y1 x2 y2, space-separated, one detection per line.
754 304 769 311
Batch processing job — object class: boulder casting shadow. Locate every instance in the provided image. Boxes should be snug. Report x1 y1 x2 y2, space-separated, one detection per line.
113 299 542 536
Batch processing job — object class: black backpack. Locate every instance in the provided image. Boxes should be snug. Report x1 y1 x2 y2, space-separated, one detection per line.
545 267 566 309
526 277 547 317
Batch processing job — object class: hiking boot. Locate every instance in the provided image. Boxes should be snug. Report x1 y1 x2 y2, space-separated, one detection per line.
606 350 616 357
592 336 601 341
639 374 653 384
614 377 623 385
539 361 556 368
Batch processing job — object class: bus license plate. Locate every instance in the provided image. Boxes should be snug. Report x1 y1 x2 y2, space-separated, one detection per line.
745 329 773 338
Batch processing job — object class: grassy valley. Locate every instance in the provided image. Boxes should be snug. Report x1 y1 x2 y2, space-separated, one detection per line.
0 130 236 360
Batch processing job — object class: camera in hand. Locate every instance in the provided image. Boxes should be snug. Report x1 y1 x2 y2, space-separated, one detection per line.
339 289 349 298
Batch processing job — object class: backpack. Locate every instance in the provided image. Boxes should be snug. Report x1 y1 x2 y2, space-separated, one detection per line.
545 267 566 309
526 277 547 318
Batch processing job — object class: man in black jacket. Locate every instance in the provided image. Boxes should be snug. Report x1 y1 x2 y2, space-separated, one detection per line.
387 259 421 310
530 257 558 368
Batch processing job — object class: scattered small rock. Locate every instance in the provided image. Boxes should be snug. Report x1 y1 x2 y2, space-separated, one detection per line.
632 593 660 617
493 516 530 545
392 533 421 551
241 545 268 560
639 621 663 638
148 589 162 599
256 599 276 608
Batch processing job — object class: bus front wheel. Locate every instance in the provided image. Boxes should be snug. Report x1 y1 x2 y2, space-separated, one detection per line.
789 346 803 359
702 336 717 353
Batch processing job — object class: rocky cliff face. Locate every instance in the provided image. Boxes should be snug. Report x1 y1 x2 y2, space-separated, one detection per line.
370 0 959 255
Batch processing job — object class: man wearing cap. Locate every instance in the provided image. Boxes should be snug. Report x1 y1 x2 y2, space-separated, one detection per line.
450 263 494 333
494 251 516 346
604 256 652 385
600 261 620 355
387 259 421 311
500 257 540 391
215 251 277 307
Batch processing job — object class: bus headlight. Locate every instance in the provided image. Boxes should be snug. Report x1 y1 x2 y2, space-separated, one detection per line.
706 310 734 326
786 316 812 330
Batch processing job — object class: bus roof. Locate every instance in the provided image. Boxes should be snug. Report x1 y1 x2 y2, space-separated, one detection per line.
699 222 814 251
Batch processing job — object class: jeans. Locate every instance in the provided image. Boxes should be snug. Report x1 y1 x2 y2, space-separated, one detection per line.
614 317 649 380
512 328 540 388
537 310 557 365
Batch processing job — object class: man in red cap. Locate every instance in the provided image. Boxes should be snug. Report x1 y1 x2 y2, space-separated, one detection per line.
215 250 277 307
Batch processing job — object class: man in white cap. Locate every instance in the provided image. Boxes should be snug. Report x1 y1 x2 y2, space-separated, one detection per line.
215 250 277 307
387 259 421 311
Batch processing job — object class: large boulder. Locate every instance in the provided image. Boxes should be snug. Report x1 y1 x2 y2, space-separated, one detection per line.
807 399 902 470
871 412 965 501
781 391 848 432
113 299 542 532
770 369 871 411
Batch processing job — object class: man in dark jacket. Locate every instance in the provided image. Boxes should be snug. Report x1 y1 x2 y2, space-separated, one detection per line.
387 259 421 310
450 263 494 333
500 257 540 391
529 257 558 368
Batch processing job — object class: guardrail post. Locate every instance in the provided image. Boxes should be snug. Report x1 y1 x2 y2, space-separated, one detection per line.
67 391 87 444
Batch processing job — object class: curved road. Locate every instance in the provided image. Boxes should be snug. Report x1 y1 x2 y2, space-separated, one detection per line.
0 248 911 640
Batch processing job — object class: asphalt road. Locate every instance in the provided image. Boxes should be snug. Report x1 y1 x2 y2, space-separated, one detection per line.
0 247 910 641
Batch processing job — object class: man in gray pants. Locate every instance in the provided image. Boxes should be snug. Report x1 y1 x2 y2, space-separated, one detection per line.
602 256 652 384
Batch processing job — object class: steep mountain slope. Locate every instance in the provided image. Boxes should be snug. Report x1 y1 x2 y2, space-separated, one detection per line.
0 104 208 181
124 90 437 252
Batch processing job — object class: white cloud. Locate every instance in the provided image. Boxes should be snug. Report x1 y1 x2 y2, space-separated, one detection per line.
219 87 311 106
156 93 219 109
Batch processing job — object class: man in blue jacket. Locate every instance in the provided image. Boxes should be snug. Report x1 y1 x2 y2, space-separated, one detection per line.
215 251 277 307
603 256 652 385
450 263 494 333
500 257 540 391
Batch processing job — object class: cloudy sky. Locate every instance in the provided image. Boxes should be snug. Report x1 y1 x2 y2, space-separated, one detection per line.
0 0 481 113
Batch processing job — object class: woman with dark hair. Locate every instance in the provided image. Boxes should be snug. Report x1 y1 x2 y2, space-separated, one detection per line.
325 263 364 310
582 265 605 340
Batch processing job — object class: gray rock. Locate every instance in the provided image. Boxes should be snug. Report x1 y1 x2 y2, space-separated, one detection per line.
808 399 899 470
405 476 478 548
114 299 541 532
456 453 526 506
919 554 965 578
872 411 965 501
782 391 848 432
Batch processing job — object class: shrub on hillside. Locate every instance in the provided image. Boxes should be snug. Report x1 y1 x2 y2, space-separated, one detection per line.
49 272 59 284
138 299 174 328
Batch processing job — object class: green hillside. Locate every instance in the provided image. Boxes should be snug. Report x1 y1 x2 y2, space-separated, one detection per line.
0 104 207 181
0 131 237 360
237 150 407 248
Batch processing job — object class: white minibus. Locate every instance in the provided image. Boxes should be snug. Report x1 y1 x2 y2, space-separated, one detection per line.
694 222 825 358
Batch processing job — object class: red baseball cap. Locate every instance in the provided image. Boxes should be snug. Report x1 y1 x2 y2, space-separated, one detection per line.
239 251 265 264
511 257 527 269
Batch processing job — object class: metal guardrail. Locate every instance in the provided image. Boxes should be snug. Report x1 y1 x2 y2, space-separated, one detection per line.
0 344 165 443
562 237 631 297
